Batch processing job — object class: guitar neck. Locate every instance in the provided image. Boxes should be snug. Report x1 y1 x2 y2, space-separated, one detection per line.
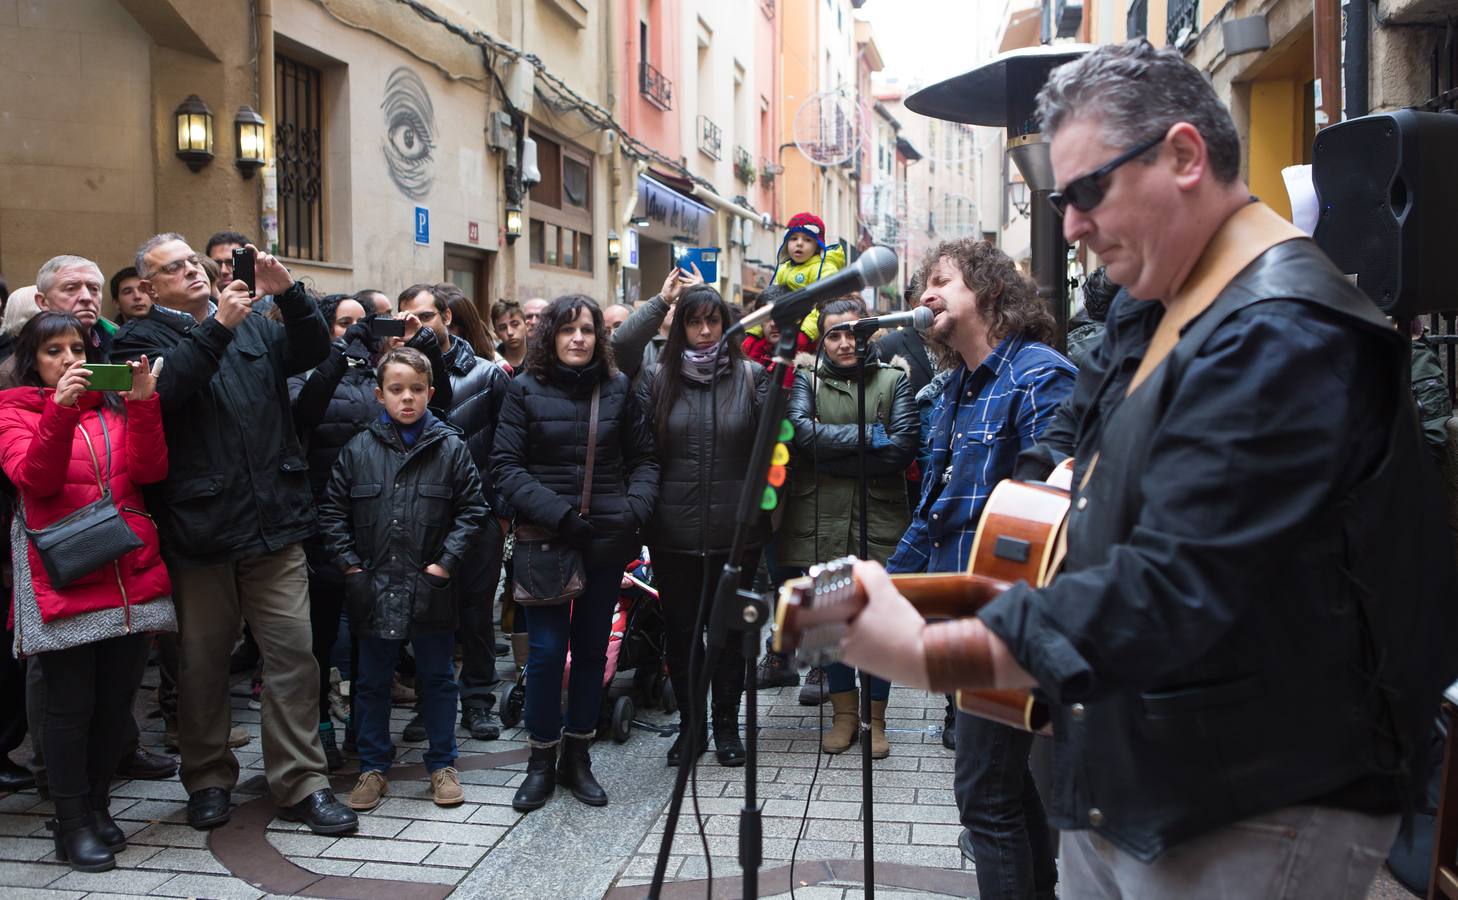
891 572 1011 618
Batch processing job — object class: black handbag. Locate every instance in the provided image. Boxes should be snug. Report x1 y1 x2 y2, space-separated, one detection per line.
513 383 600 607
22 411 143 589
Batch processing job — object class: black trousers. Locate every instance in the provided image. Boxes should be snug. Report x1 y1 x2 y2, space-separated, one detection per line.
37 634 150 802
654 548 761 717
456 526 504 711
953 712 1058 900
1 589 27 760
308 572 355 724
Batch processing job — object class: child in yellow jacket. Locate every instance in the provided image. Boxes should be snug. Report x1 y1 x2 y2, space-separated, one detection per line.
754 212 847 350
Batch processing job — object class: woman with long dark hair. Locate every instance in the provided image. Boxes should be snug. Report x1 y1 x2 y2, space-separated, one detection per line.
492 295 658 812
443 291 498 361
631 285 768 766
0 312 175 871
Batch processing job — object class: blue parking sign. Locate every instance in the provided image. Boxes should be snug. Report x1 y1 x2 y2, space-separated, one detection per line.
414 207 430 245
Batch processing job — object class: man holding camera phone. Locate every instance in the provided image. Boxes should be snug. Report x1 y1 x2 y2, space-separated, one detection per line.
113 234 357 837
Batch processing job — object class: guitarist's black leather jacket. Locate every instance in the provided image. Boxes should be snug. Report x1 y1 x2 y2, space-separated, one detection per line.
993 236 1458 861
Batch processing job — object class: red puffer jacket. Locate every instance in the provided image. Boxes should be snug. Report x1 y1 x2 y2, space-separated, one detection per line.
0 388 171 624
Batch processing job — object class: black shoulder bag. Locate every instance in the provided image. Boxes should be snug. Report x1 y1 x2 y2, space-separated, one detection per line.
23 411 143 588
512 383 601 607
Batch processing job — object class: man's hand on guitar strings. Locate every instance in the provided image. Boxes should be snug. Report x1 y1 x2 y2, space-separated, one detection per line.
839 560 933 690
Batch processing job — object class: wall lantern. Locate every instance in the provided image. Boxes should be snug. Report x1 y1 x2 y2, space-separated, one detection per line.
607 231 622 263
234 106 267 178
505 204 523 244
174 95 215 172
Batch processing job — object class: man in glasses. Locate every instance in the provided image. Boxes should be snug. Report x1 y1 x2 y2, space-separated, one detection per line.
838 40 1455 898
114 234 359 838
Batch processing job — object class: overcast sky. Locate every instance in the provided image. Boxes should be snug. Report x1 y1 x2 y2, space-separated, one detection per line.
858 0 1010 89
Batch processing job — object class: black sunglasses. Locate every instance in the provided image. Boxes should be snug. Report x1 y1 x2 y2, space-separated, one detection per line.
1047 132 1166 217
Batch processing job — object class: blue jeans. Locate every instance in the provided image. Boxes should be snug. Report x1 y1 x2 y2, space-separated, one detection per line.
356 630 457 774
522 566 620 744
954 712 1057 900
824 662 890 701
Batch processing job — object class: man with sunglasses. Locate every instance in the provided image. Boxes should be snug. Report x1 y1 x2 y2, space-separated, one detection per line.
838 40 1455 898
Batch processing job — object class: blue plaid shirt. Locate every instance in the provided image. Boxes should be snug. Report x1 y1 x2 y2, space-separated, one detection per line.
887 334 1076 574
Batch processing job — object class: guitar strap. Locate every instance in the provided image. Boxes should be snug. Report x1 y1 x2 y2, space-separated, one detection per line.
1078 201 1307 493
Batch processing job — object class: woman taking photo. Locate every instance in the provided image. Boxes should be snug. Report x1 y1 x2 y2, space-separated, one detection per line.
0 312 175 872
493 295 657 812
630 285 768 767
779 296 918 759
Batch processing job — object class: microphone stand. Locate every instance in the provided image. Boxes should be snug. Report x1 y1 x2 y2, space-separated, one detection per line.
853 327 876 899
647 293 818 900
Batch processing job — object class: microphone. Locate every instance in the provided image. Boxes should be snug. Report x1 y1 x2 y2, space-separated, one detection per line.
826 305 934 335
730 245 900 336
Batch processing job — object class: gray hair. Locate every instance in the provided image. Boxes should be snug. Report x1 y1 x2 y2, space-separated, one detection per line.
36 256 103 295
135 232 190 277
1037 40 1241 184
2 286 40 337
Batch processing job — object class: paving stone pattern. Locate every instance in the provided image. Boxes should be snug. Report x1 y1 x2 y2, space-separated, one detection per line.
0 662 1417 898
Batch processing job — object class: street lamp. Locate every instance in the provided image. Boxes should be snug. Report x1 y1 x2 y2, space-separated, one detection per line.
606 231 622 263
234 106 266 178
174 95 214 172
504 204 523 244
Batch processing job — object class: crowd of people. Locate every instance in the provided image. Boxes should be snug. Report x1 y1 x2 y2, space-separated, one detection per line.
0 38 1452 900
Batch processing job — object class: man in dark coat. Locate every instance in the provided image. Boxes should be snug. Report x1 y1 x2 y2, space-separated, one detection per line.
398 283 510 740
113 234 357 837
840 41 1457 898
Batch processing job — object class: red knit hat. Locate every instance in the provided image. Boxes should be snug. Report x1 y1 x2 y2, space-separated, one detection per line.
785 212 827 249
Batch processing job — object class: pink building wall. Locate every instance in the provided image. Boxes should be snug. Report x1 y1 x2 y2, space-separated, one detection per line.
617 0 683 166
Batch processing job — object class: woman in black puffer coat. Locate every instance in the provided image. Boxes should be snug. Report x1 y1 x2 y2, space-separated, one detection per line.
630 285 768 769
492 295 657 813
287 293 453 766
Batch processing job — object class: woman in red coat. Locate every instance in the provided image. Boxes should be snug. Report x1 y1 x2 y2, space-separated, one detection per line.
0 312 175 873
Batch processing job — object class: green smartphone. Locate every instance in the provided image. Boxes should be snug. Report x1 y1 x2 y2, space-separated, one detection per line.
85 364 133 392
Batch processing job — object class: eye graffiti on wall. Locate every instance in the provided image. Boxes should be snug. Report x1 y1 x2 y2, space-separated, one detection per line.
381 67 437 201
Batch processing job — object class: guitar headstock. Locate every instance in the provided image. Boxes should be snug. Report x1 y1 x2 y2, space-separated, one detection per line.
771 556 862 665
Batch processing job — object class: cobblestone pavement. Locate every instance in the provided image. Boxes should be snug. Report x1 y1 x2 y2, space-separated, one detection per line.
0 662 1418 899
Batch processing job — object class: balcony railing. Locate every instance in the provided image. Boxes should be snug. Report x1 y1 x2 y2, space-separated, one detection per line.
1126 0 1147 38
1167 0 1198 49
640 60 673 110
698 115 722 161
760 0 775 19
734 146 754 182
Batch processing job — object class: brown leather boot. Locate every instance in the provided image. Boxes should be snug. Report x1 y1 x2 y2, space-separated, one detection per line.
822 690 860 754
869 699 891 759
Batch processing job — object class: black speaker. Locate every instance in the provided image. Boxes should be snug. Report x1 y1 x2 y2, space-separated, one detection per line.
1312 109 1458 318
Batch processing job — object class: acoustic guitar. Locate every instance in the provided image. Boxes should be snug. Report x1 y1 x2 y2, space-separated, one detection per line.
772 473 1071 735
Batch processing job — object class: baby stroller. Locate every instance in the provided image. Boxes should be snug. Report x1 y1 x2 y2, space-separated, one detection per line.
498 554 675 742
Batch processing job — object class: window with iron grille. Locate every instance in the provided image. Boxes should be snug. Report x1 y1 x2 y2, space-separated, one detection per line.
1126 0 1147 39
275 54 325 261
1166 0 1198 48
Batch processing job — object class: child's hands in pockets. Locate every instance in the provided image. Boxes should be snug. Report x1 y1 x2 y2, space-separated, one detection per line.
424 563 450 580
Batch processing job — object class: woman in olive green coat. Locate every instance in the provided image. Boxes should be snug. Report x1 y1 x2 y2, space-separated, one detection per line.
778 297 918 757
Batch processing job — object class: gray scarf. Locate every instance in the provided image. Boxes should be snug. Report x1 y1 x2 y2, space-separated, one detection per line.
681 345 731 385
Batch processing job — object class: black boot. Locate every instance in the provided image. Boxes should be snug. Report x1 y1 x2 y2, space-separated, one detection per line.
666 715 707 767
556 734 607 807
512 744 557 812
88 781 126 851
712 704 745 768
48 796 114 872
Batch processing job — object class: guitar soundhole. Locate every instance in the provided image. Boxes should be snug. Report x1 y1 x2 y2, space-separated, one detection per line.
994 535 1031 563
